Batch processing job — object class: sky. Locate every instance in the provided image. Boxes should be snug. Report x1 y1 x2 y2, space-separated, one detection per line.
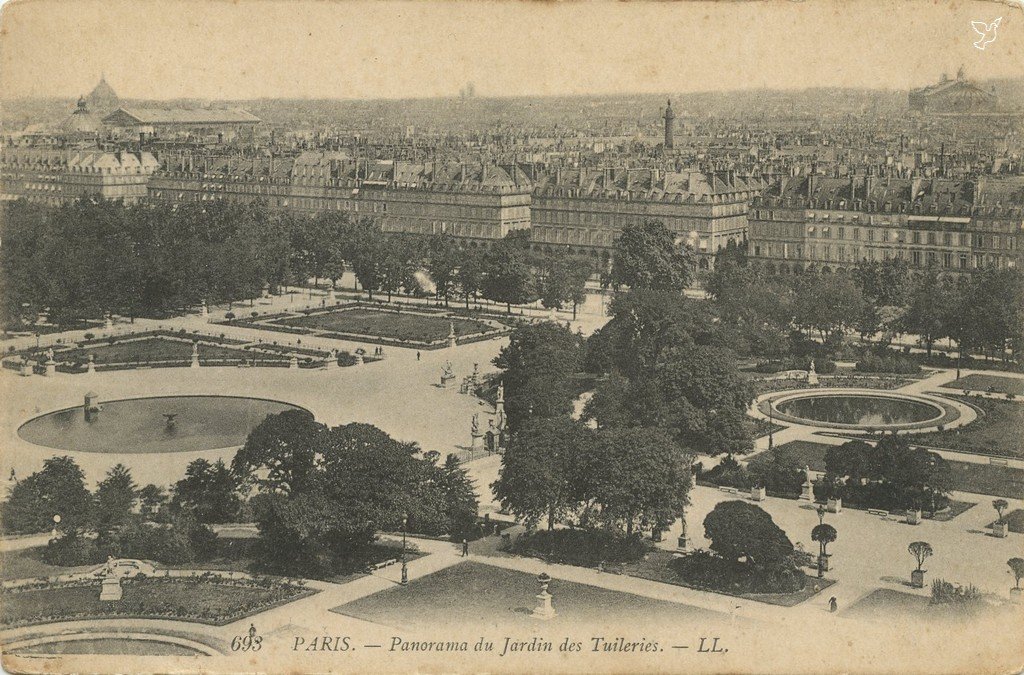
0 0 1022 101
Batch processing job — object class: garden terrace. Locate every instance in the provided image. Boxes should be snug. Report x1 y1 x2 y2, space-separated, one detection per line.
221 302 509 349
0 575 315 628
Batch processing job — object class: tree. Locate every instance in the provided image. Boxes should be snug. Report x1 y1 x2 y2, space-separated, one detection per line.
611 220 694 291
138 484 168 521
537 253 591 319
94 464 138 531
1008 558 1024 590
703 500 795 571
908 541 933 572
1 456 93 534
172 459 241 523
811 523 837 560
993 498 1009 524
481 240 536 312
902 271 949 355
231 409 325 495
435 454 480 539
793 273 865 345
455 250 485 309
426 234 460 305
588 427 691 535
491 418 592 531
493 321 582 429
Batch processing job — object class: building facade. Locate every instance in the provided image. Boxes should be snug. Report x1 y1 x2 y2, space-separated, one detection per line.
530 166 759 267
0 148 159 205
748 172 1024 273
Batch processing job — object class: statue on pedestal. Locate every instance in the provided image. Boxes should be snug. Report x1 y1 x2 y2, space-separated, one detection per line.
441 360 455 387
447 321 457 348
800 464 816 501
190 342 200 369
99 556 123 601
807 359 819 386
531 573 556 620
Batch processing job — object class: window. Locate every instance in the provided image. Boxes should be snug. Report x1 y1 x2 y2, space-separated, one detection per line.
912 250 922 266
911 231 921 244
943 232 952 246
959 253 968 269
943 252 953 268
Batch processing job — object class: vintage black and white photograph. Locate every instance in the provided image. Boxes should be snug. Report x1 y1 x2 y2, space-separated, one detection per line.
0 0 1021 672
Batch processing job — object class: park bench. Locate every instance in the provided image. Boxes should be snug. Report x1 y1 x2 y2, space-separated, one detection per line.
718 486 738 494
364 558 400 573
989 458 1009 467
868 509 889 517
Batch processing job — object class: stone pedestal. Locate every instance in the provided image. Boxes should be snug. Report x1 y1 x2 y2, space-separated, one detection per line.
750 487 766 502
99 576 123 601
19 361 32 377
44 359 56 377
800 481 815 501
531 589 556 620
289 356 299 370
86 359 96 375
190 354 200 369
327 288 336 304
104 317 113 330
471 433 482 449
354 352 364 366
993 522 1008 538
676 534 688 552
325 353 338 370
818 553 832 572
827 498 842 514
200 302 209 319
911 569 926 588
906 509 922 525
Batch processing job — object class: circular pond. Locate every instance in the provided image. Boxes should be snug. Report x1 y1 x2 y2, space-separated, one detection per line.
771 393 945 430
18 395 308 454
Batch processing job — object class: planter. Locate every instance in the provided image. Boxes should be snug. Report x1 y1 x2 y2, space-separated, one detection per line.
993 521 1008 538
1011 587 1022 600
750 486 766 502
906 509 922 525
827 498 842 514
911 569 926 588
817 553 832 572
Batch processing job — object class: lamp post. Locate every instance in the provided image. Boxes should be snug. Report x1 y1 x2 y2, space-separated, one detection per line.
767 401 775 450
400 513 409 586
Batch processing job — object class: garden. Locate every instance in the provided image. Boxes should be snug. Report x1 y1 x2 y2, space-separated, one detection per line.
912 394 1024 459
942 374 1024 397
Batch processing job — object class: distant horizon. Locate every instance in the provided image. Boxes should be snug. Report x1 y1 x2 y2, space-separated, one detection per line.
2 0 1022 102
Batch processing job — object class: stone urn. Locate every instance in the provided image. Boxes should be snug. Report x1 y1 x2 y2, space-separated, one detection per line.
993 521 1008 538
911 569 926 588
906 509 922 525
750 486 766 502
827 498 842 514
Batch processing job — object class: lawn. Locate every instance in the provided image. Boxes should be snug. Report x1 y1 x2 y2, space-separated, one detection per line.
942 374 1024 397
0 577 314 628
0 547 99 581
333 561 729 631
944 462 1024 499
914 395 1024 458
274 308 492 343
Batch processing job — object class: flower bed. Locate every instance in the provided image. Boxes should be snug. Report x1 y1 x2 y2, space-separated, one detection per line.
0 575 315 628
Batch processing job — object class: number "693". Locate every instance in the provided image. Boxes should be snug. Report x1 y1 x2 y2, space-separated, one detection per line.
231 634 262 652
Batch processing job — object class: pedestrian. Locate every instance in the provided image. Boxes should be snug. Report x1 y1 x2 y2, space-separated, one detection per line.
462 539 469 557
829 596 838 613
416 351 421 361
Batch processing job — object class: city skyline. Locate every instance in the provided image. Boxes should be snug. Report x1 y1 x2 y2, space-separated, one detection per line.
1 0 1022 102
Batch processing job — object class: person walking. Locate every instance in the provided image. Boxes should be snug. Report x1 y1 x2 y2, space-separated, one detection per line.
462 539 469 557
829 596 838 613
416 351 421 361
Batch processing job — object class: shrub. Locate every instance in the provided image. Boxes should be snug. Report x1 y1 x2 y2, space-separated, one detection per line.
855 353 920 375
510 528 650 567
930 578 983 606
43 528 103 567
83 333 95 340
672 548 806 595
225 312 236 320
